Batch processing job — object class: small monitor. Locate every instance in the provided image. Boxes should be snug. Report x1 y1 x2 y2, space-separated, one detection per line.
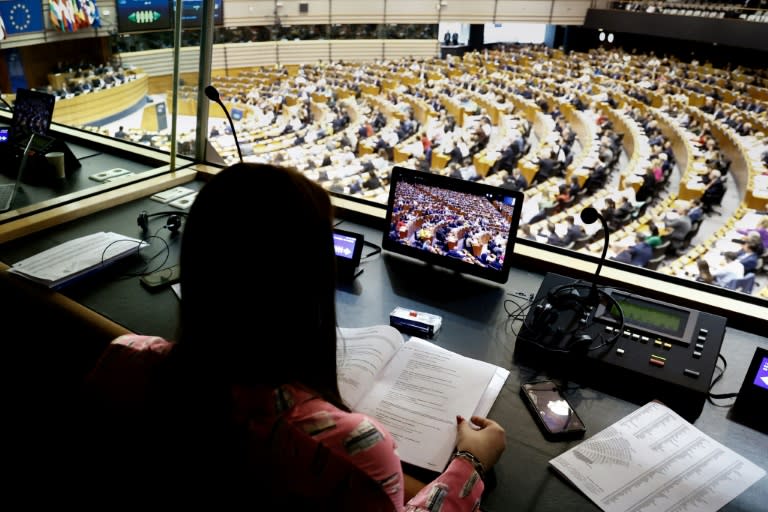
231 107 244 121
333 228 364 280
731 346 768 433
10 89 56 143
383 166 524 284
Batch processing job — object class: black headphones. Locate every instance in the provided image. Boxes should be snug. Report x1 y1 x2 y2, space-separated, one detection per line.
524 281 623 354
137 210 188 236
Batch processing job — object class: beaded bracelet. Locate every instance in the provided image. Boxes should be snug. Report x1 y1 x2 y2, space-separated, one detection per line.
452 450 486 481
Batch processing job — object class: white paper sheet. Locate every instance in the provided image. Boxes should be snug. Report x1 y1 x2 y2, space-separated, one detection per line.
550 401 766 512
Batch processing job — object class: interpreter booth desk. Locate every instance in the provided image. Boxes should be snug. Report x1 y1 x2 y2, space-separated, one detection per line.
0 121 193 228
0 175 766 511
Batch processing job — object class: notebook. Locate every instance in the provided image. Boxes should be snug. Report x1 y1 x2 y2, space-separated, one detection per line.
0 134 35 212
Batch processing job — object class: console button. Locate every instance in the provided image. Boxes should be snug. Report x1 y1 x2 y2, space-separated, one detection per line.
684 369 701 378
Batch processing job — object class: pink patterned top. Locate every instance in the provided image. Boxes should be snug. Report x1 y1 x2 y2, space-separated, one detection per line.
93 334 485 512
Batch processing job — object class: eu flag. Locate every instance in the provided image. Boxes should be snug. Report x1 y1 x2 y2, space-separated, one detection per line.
0 0 45 34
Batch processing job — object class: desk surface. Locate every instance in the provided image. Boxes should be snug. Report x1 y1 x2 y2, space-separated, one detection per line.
0 183 765 511
0 142 154 207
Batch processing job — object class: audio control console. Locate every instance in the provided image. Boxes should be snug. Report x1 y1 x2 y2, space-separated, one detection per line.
514 273 727 422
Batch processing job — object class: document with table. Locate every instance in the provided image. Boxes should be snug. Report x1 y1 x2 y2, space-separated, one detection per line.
549 401 766 512
337 325 509 472
6 232 147 289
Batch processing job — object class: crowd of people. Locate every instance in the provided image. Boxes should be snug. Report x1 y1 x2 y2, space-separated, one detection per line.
68 43 768 293
388 181 513 270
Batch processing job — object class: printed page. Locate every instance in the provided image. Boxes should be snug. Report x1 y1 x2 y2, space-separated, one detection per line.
337 325 405 409
354 337 498 471
550 401 767 512
473 366 510 418
8 232 146 287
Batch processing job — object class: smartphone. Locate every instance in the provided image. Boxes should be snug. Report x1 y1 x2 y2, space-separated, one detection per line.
139 264 181 291
520 380 586 440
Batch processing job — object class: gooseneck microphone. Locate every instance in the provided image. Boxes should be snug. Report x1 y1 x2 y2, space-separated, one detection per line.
204 85 243 163
580 206 609 304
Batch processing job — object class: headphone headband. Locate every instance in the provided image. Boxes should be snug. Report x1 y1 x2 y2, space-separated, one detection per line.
137 210 189 235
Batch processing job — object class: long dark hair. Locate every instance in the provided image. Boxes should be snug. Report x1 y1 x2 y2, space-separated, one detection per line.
175 163 345 409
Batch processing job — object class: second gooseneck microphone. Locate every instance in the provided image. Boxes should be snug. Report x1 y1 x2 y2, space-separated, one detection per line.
580 206 609 304
204 85 243 163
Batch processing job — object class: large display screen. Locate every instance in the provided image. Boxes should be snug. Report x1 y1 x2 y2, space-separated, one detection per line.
117 0 172 33
175 0 223 27
383 166 524 284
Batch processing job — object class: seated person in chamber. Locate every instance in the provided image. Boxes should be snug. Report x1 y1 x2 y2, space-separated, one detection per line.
695 259 715 285
712 252 745 287
500 167 527 191
660 209 692 253
700 169 726 211
736 216 768 250
611 233 653 268
725 238 761 274
80 163 506 508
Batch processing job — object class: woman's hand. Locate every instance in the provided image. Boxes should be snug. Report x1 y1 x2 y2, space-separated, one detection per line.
455 415 506 470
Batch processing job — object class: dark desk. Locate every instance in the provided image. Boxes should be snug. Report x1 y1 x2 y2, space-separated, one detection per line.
0 123 190 228
0 179 205 338
0 196 766 510
0 140 156 209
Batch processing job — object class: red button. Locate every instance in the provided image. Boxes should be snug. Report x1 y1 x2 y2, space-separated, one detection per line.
409 311 417 317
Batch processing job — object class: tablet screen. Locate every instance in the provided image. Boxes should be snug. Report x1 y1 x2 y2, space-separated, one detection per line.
383 166 524 284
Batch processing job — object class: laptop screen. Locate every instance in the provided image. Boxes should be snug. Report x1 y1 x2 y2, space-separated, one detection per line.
382 166 524 284
11 89 56 142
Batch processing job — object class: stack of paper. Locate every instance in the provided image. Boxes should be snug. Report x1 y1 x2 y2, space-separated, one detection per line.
7 232 147 289
550 401 766 512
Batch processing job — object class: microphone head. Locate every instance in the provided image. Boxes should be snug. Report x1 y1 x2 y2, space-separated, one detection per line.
204 85 220 102
580 207 600 225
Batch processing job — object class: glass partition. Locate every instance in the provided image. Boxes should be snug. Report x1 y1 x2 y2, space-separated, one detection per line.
0 0 766 317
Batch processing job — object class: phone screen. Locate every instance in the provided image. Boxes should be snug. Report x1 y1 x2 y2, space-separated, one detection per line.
522 381 585 435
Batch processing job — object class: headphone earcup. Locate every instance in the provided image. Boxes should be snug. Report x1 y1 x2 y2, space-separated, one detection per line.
166 214 182 234
137 210 149 232
532 302 556 333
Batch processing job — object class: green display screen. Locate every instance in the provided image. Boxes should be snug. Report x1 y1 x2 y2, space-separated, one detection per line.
611 297 687 335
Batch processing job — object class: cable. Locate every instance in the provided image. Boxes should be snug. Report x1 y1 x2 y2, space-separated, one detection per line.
707 353 739 405
361 240 382 260
116 235 171 279
503 292 534 338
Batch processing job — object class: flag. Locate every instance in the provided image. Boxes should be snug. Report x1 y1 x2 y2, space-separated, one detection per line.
60 0 75 31
49 0 64 31
0 1 45 35
0 13 6 39
86 0 99 28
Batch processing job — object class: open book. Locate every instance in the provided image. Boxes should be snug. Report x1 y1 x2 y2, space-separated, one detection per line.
337 325 509 472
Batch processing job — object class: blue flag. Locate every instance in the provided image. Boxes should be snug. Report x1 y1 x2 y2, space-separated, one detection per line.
0 0 45 34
